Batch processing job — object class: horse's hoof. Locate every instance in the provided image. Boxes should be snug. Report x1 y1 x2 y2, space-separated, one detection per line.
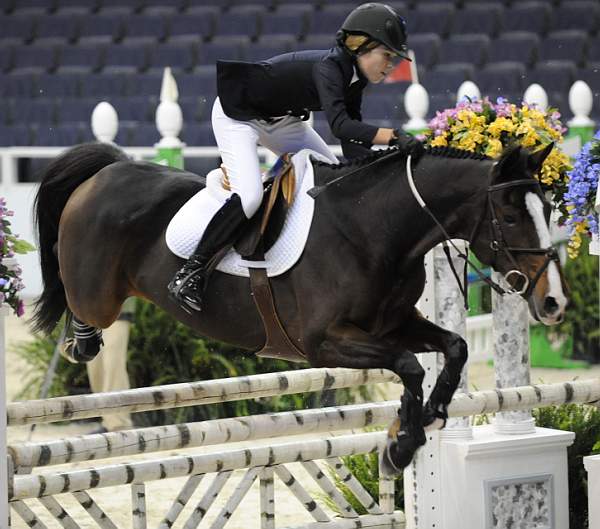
59 337 101 364
380 434 420 476
59 338 80 364
423 402 448 431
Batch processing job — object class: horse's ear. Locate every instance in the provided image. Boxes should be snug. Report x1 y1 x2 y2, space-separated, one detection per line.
528 142 554 174
495 144 522 178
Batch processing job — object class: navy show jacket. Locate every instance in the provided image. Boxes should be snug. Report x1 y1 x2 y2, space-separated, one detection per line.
216 46 380 159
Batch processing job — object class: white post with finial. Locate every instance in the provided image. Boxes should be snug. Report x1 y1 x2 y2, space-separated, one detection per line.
91 101 119 144
565 80 595 152
403 83 429 136
523 83 548 110
154 67 185 169
456 80 481 103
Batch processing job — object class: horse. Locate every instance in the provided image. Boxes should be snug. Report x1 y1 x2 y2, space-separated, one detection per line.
31 141 568 473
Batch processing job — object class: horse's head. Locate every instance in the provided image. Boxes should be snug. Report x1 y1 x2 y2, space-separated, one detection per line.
470 143 568 325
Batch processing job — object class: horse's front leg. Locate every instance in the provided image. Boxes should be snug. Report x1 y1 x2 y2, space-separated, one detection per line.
396 310 468 432
313 323 427 475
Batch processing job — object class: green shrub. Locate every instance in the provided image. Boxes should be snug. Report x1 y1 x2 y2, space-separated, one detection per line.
534 403 600 529
556 238 600 363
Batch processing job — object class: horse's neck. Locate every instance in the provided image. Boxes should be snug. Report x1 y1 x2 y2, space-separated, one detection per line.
313 155 491 266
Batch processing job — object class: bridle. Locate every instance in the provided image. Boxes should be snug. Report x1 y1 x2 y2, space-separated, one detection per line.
406 154 560 308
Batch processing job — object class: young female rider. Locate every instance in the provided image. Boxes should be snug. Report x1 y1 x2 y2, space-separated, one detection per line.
168 2 424 312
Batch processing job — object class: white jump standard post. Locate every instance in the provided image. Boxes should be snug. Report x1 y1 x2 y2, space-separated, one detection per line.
438 275 574 529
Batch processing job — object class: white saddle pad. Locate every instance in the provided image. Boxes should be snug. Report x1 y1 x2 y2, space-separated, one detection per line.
165 149 331 277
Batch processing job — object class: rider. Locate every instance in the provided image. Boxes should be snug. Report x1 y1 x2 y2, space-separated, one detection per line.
168 2 425 312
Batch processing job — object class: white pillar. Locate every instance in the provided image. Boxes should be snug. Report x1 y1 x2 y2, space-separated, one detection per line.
584 454 600 528
492 274 536 434
523 83 548 110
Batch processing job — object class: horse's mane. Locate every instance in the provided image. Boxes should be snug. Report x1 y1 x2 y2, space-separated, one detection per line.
313 145 490 172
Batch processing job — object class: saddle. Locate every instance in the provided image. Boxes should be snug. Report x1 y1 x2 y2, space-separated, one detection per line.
214 154 306 363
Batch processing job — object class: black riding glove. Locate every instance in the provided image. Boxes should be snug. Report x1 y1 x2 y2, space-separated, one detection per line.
389 130 425 161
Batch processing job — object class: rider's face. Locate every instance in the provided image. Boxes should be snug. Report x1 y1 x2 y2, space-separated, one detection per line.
357 45 399 83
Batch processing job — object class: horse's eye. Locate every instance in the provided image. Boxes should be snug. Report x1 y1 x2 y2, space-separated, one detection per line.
504 215 517 225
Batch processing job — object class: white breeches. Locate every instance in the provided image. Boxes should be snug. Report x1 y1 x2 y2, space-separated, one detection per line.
211 97 338 218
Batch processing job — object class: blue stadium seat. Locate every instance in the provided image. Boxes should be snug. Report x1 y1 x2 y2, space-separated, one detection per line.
549 1 599 33
576 69 600 121
79 72 128 97
0 100 9 125
108 95 155 122
0 124 33 146
140 0 186 12
37 72 83 97
0 14 37 44
0 72 37 97
35 13 82 43
410 4 455 37
243 36 296 62
299 35 337 50
124 71 163 96
450 3 503 37
197 36 249 65
178 68 217 100
34 123 85 146
587 38 600 68
213 6 264 40
147 40 196 73
11 0 53 16
360 93 402 121
54 0 97 15
78 13 124 43
180 122 216 146
429 92 457 116
179 96 208 122
97 0 140 13
57 42 105 73
260 5 311 40
128 122 161 145
0 47 13 73
12 43 59 73
525 61 577 95
167 6 218 42
422 64 474 96
102 42 151 73
487 32 539 67
500 2 551 35
474 61 527 98
438 34 489 69
307 5 349 35
121 13 169 41
8 98 56 124
409 33 441 69
55 97 100 123
539 31 588 66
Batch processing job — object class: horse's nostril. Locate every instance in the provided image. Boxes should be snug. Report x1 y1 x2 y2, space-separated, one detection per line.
543 296 559 314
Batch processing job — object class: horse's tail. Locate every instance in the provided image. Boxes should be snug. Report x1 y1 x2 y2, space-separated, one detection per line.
31 142 129 335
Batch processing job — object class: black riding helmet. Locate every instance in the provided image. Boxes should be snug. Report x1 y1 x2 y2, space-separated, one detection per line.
337 3 410 60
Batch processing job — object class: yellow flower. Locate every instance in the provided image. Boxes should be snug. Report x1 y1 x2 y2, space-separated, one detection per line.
485 138 503 157
430 134 448 147
488 117 515 138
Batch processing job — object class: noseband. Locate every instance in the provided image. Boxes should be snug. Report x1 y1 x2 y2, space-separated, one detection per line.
406 155 560 307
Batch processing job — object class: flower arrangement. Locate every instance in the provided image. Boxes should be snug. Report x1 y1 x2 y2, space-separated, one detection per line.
423 96 575 250
0 197 35 317
563 130 600 258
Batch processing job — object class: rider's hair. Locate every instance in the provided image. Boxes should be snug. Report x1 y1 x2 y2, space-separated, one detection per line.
344 34 380 54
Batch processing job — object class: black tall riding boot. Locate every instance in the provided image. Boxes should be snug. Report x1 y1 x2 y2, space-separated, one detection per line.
168 194 247 312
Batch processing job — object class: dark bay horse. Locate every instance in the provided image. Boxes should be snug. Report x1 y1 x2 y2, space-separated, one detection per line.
31 142 568 472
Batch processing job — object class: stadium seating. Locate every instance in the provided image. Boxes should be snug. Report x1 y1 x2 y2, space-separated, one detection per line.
0 0 597 148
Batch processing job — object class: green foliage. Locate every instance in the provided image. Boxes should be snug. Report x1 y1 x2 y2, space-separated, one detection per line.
16 301 372 425
534 403 600 529
556 238 600 363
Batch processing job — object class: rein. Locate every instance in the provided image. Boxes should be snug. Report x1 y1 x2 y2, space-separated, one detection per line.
405 155 559 309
